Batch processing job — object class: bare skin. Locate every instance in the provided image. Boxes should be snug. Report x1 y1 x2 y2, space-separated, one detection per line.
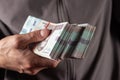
0 28 60 75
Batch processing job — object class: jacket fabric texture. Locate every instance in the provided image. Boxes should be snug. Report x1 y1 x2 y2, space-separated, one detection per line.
0 0 120 80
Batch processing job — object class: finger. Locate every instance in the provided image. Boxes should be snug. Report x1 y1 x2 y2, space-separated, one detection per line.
22 28 50 45
37 57 61 68
23 67 47 75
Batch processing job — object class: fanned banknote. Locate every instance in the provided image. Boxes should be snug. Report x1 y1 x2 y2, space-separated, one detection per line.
20 16 96 59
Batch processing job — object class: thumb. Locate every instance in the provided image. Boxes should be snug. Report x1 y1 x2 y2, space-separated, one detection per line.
23 28 50 44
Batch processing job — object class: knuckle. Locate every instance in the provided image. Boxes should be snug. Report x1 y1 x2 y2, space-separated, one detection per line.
51 63 56 68
28 33 35 41
24 63 32 70
12 35 20 46
26 64 32 69
50 61 58 68
22 57 35 70
21 60 31 70
29 31 41 42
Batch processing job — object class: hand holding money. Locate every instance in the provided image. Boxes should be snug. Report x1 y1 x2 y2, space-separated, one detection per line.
20 16 96 60
0 29 60 75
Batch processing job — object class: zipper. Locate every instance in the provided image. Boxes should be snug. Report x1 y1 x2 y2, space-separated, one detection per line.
57 0 70 22
57 1 75 80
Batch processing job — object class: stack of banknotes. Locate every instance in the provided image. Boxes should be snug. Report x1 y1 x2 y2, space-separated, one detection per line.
20 16 96 60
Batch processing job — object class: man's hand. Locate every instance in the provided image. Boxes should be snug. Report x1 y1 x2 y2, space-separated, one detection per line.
0 28 60 75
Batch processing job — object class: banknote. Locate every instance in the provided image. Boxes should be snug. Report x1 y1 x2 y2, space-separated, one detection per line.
20 15 96 59
20 16 68 59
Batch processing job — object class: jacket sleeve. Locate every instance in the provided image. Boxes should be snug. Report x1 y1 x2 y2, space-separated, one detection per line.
0 20 5 79
0 20 13 39
0 21 6 39
111 0 120 39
